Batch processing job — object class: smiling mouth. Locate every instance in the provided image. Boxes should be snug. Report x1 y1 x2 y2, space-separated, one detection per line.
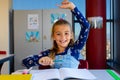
60 40 67 44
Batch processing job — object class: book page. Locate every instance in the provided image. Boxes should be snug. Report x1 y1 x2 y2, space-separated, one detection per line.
59 68 96 80
30 69 60 80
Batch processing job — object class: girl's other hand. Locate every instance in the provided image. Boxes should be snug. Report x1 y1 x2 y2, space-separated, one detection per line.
39 56 54 66
57 0 75 10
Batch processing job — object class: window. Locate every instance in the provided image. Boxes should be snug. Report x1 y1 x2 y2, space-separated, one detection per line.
73 0 113 60
73 0 86 59
106 0 114 60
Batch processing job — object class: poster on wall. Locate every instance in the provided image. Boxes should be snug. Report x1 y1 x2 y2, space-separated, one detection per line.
51 13 67 24
28 14 39 29
26 31 40 42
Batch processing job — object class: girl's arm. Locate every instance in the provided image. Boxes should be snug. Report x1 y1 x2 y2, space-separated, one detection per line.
58 0 90 50
22 50 50 69
72 7 90 50
22 55 42 69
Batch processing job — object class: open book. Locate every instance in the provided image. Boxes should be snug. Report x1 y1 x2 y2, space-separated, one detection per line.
30 68 96 80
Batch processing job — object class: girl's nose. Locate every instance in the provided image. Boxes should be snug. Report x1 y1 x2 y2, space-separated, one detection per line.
61 34 65 39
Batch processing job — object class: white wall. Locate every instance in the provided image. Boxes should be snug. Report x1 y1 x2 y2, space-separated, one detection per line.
0 0 12 74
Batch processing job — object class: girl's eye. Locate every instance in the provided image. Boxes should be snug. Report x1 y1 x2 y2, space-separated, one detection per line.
65 33 69 35
56 33 60 35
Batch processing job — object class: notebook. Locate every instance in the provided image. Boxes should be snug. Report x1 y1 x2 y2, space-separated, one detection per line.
30 68 96 80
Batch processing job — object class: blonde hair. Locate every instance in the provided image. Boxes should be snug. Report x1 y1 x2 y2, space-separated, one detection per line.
49 19 74 59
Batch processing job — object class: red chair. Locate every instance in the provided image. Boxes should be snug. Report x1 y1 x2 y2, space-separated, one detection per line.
78 60 89 69
39 65 51 69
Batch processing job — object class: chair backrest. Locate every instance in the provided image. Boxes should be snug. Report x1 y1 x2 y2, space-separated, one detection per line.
78 60 89 69
39 65 51 69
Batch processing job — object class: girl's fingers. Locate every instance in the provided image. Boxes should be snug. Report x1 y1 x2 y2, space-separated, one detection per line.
63 0 69 2
50 60 54 66
39 57 54 66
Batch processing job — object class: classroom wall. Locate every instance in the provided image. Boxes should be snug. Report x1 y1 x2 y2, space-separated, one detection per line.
0 0 12 74
12 0 83 10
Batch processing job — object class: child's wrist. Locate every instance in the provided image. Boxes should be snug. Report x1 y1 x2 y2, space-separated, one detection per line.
71 6 75 10
70 4 75 10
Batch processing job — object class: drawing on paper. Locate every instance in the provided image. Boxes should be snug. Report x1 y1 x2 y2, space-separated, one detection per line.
28 14 39 29
26 31 40 42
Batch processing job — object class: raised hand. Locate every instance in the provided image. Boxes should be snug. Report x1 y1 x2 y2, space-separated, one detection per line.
57 0 75 10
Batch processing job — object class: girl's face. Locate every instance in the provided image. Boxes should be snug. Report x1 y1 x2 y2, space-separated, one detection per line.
53 24 72 49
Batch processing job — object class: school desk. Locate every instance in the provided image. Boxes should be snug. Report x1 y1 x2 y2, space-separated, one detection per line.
12 69 120 80
0 54 14 74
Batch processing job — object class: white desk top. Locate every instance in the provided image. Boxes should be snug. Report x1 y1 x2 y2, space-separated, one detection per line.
0 54 14 59
0 54 14 64
90 69 120 80
13 69 120 80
